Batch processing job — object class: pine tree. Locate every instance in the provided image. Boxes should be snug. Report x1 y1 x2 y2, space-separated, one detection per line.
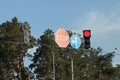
0 17 35 80
29 28 118 80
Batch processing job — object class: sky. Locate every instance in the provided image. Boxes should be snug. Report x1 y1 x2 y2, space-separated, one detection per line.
0 0 120 66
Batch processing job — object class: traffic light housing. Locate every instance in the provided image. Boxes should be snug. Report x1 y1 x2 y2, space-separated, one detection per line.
83 30 91 49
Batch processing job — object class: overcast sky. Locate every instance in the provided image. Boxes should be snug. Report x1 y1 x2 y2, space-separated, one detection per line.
0 0 120 66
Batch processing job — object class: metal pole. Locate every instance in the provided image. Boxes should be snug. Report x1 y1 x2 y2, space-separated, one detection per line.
53 52 55 80
71 58 74 80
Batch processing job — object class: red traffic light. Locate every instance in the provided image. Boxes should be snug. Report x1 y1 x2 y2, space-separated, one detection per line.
83 30 91 38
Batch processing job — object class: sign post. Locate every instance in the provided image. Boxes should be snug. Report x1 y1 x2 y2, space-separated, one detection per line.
54 28 69 80
70 34 81 80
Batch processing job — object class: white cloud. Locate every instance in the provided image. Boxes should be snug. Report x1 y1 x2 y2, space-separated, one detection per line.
86 11 120 66
82 10 120 35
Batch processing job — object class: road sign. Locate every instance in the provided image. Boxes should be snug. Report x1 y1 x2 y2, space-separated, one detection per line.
55 28 69 48
70 34 81 49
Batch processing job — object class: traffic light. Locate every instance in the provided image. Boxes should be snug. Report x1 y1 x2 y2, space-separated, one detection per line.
83 30 91 49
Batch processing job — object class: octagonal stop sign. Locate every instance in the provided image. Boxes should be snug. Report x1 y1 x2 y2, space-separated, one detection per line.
55 28 69 48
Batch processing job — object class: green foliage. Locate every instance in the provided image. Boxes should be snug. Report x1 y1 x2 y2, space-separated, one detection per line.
0 17 35 80
1 17 119 80
30 29 120 80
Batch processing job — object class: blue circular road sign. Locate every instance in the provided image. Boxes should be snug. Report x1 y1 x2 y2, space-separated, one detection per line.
70 34 81 49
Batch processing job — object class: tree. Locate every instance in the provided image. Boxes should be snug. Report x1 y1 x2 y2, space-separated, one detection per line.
29 29 56 79
113 64 120 80
30 29 118 80
0 17 22 79
0 17 35 80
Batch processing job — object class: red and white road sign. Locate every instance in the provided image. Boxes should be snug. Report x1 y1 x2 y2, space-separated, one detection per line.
55 28 69 48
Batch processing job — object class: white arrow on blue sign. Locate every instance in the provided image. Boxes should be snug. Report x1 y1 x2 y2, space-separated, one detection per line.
70 34 81 49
